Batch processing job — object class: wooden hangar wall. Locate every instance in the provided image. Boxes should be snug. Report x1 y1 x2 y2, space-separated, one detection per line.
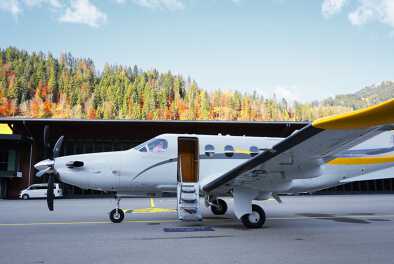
0 118 393 198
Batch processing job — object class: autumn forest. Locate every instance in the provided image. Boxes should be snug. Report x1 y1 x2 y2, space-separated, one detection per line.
0 47 387 121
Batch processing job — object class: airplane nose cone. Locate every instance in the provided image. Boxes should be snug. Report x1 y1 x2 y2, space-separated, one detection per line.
54 159 91 189
34 159 54 171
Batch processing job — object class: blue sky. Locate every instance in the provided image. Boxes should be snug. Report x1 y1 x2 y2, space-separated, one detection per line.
0 0 393 101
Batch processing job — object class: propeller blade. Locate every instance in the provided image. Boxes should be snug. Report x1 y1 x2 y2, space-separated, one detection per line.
43 125 52 160
53 136 64 159
47 174 55 211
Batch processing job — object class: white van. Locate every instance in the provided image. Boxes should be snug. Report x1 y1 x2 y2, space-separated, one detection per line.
19 183 63 200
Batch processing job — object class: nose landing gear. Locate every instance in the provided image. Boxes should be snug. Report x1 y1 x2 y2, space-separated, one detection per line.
109 196 125 223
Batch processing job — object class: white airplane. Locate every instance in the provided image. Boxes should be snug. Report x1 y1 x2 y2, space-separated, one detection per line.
34 99 394 228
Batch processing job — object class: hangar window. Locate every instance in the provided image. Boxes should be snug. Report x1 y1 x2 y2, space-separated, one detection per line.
205 144 215 157
224 145 234 157
0 151 7 171
147 139 168 153
0 150 16 172
249 146 259 157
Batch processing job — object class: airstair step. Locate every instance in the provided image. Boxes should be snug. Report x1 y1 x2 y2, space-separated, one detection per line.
181 187 196 193
182 208 198 214
181 198 197 203
177 182 201 221
181 192 197 198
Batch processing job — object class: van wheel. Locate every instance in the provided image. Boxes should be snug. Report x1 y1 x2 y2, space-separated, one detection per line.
22 194 29 200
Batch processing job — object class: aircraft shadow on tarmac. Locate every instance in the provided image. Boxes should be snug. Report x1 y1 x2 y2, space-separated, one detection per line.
296 213 392 224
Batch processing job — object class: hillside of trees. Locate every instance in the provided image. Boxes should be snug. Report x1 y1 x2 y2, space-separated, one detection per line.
322 81 394 109
0 47 392 121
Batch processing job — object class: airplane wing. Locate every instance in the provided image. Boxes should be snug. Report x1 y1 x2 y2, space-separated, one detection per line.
202 99 394 194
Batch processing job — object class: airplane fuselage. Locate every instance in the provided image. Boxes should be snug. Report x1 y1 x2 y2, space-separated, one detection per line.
52 133 394 198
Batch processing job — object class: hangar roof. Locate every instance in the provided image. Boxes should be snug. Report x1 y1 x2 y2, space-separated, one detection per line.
0 117 308 125
0 118 309 139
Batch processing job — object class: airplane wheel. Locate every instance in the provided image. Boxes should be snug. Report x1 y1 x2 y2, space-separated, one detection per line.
240 204 266 229
109 209 125 223
211 199 228 215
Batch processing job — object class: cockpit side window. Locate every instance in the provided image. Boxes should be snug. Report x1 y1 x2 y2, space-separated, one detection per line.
147 139 168 153
139 146 147 152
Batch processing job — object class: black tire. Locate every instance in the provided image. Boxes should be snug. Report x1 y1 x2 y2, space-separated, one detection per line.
109 209 125 223
22 194 29 200
240 204 266 229
211 199 228 215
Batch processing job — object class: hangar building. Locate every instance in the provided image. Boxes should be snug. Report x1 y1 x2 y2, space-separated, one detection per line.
0 118 393 199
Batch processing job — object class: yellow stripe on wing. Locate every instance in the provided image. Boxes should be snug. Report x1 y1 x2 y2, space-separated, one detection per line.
328 155 394 165
312 98 394 130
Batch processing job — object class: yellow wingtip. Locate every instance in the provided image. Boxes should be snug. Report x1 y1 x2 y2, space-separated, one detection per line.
312 98 394 130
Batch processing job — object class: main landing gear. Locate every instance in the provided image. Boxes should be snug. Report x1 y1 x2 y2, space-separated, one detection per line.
109 196 125 223
240 204 266 229
210 198 228 215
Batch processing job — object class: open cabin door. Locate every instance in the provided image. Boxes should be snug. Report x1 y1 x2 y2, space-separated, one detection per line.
177 137 202 221
178 137 199 183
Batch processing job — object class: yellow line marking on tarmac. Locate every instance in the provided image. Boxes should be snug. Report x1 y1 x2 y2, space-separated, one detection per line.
0 221 111 227
124 208 177 214
1 214 393 227
127 219 176 223
0 219 178 227
123 197 176 214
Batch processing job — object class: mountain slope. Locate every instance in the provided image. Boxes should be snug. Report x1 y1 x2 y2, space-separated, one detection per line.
323 81 394 109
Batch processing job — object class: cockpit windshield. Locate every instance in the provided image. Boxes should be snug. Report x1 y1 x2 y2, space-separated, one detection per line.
134 138 168 153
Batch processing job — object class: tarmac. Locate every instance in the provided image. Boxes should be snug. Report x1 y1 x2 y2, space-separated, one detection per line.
1 194 394 264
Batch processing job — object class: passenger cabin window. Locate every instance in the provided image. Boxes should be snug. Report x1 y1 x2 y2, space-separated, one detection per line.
224 145 234 157
205 144 215 157
250 146 259 157
147 139 168 153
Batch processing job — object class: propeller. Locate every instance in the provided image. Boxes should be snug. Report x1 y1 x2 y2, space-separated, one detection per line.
35 125 64 211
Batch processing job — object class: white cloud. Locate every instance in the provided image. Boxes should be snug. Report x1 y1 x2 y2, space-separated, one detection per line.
273 86 301 103
23 0 63 8
59 0 107 27
348 2 374 25
322 0 347 17
133 0 184 10
348 0 394 28
0 0 21 16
